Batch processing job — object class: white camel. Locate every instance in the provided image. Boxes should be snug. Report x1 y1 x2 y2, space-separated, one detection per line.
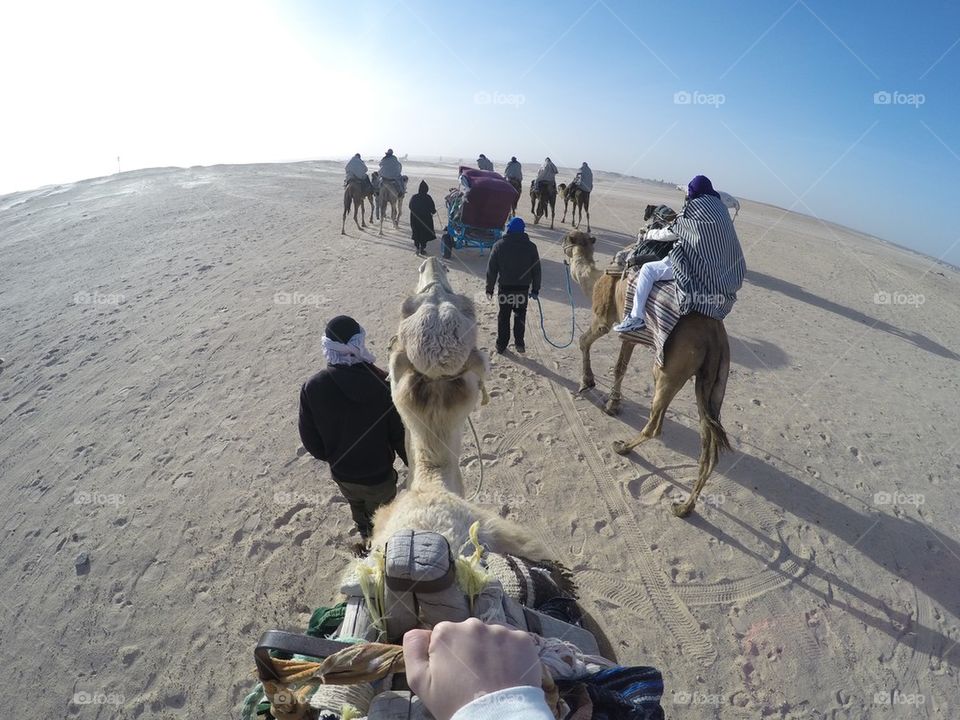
718 190 741 221
370 258 550 560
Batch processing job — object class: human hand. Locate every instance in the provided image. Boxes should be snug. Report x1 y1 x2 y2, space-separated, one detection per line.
530 292 539 300
403 619 542 720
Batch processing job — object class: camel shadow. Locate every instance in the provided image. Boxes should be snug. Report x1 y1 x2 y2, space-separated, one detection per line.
616 413 960 668
745 269 958 361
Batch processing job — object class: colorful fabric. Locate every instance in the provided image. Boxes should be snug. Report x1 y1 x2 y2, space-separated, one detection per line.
307 603 347 638
558 666 665 720
620 273 682 367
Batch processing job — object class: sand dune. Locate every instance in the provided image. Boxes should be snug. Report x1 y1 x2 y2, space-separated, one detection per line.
1 161 958 718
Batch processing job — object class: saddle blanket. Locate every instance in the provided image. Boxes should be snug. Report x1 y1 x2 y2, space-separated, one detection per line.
620 272 682 367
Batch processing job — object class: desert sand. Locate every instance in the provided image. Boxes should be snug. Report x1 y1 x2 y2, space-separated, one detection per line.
1 160 958 718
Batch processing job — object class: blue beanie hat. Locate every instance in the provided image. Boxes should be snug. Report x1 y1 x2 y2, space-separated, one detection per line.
507 217 525 234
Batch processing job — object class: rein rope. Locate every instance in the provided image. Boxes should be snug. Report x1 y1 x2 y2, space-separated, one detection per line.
535 258 578 349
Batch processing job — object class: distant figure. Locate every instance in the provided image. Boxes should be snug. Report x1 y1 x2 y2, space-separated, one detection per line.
613 174 745 334
298 315 408 544
485 217 542 354
477 153 494 171
572 162 593 193
379 149 404 188
503 156 523 182
344 153 368 185
408 180 437 256
503 156 523 217
534 157 558 193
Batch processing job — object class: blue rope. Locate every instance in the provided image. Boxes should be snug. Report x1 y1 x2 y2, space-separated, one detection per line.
535 261 578 349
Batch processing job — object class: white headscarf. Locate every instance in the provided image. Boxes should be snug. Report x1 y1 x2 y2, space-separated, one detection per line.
322 329 376 366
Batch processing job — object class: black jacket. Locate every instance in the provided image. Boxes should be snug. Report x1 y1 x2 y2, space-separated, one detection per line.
485 232 542 295
298 363 407 483
408 181 437 244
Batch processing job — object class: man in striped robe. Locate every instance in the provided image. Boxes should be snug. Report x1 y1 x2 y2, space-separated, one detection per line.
613 175 746 333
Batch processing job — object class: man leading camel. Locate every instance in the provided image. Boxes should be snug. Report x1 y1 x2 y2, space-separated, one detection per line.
613 174 745 333
485 217 541 354
298 315 408 545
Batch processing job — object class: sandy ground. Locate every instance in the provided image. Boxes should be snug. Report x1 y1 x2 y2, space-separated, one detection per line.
1 160 958 719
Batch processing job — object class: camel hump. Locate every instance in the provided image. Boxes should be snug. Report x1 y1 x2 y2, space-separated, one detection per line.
399 299 476 378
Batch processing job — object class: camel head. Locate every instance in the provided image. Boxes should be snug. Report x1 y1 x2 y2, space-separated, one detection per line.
643 204 657 221
561 230 597 262
415 257 453 294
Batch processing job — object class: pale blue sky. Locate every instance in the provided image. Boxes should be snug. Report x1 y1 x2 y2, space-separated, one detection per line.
3 0 959 264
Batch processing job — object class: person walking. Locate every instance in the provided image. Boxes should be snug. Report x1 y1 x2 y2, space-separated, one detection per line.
298 315 407 545
485 217 541 354
408 180 437 256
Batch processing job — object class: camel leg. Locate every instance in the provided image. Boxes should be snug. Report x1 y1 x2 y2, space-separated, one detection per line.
577 321 608 392
354 198 362 231
550 201 555 229
341 208 347 235
462 348 491 406
603 341 635 416
379 192 385 236
612 364 686 454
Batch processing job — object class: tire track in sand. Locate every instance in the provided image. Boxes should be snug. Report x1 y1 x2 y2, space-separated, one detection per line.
542 370 718 666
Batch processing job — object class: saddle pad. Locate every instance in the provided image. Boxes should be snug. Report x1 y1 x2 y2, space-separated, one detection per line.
620 273 682 367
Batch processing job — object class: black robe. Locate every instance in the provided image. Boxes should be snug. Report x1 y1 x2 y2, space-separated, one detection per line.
408 181 437 244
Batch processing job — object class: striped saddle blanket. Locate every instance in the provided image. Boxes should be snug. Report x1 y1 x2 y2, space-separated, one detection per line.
619 272 682 367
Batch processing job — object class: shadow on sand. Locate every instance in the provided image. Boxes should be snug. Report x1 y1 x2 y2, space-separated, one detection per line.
746 269 958 361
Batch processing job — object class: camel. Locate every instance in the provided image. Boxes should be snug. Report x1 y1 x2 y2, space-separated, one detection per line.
561 231 732 518
718 190 741 221
370 257 550 559
378 175 407 236
341 178 367 234
506 177 522 218
558 182 591 232
530 181 557 229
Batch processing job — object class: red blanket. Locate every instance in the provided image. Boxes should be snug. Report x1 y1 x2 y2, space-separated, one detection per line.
458 166 518 229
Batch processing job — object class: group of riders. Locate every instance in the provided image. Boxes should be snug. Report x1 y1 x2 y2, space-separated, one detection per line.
344 151 594 216
343 149 407 210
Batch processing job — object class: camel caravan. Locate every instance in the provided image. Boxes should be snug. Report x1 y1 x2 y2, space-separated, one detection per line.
244 160 745 719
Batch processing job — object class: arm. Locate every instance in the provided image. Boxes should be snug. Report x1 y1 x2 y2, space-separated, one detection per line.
485 246 500 296
530 246 541 296
387 402 408 466
297 384 327 461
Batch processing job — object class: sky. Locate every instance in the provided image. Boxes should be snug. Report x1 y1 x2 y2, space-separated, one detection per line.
2 0 959 264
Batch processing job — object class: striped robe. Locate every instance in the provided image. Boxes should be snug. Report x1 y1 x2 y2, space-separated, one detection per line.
669 195 745 319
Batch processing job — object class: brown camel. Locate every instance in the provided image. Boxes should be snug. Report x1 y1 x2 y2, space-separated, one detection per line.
561 231 732 518
531 181 556 229
558 182 591 232
506 177 522 217
378 176 407 235
341 178 367 234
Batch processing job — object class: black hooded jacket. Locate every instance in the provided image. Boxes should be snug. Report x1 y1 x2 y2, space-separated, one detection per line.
408 181 437 244
485 231 542 295
298 363 407 483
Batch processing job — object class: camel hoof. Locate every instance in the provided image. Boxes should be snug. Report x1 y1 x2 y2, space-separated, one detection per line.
612 440 630 455
603 400 621 416
577 378 595 394
672 501 694 518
